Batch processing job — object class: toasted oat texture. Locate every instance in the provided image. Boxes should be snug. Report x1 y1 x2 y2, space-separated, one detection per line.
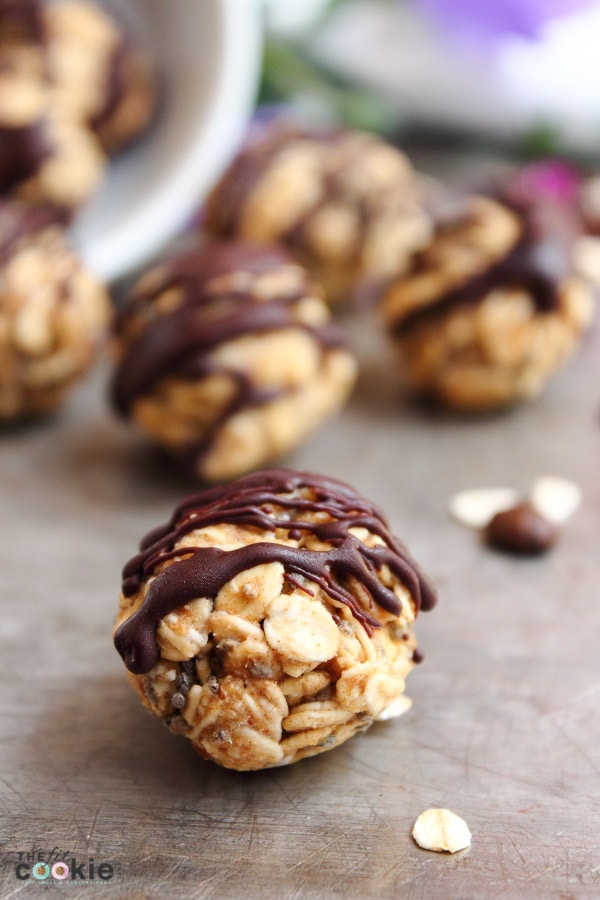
0 27 105 210
113 469 437 770
0 0 154 209
205 125 431 305
0 200 110 419
110 241 357 482
381 197 595 411
412 808 471 853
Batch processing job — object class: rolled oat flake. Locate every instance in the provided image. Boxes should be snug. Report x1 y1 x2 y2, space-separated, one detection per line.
412 808 471 853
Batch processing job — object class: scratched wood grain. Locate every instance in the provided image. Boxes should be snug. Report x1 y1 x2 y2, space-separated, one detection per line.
1 221 600 898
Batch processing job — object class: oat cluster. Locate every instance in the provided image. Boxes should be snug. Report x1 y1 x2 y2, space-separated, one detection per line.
0 200 109 418
381 197 594 411
111 242 357 482
0 0 155 212
205 127 432 305
114 470 436 770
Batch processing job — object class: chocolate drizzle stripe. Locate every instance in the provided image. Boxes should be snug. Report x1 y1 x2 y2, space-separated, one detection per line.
112 242 295 332
0 0 44 42
206 126 316 236
392 208 564 335
114 469 437 675
89 35 130 134
111 290 344 415
110 241 350 474
0 119 54 193
280 138 390 265
0 200 63 265
207 126 346 241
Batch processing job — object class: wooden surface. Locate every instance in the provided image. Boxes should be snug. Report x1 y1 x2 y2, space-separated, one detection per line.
1 289 600 899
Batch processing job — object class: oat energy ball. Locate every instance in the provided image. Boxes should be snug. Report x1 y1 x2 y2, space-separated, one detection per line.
0 0 155 209
0 199 110 418
205 125 431 305
110 241 357 482
380 196 595 411
113 469 437 770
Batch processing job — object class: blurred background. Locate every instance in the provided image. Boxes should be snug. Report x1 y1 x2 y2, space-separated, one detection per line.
260 0 600 156
65 0 600 280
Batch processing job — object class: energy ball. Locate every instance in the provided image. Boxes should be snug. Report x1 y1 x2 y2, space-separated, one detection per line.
113 468 437 770
205 125 431 306
380 196 595 412
0 199 110 418
0 28 105 211
110 240 357 482
0 0 155 209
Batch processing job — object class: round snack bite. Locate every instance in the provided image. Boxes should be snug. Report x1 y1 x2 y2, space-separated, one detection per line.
110 240 357 482
113 468 437 770
0 199 110 419
0 37 105 212
0 0 154 211
380 196 595 411
205 125 431 306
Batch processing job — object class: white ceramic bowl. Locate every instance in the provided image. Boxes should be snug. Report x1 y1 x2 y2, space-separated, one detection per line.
71 0 262 282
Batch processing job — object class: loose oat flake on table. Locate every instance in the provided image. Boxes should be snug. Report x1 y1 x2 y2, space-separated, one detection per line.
113 468 437 770
412 808 471 854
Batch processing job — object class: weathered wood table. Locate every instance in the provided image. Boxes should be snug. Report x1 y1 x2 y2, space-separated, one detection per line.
1 275 599 898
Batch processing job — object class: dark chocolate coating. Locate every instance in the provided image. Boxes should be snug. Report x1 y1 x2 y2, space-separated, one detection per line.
89 36 129 136
110 240 348 471
206 126 401 279
206 125 317 238
0 119 52 193
0 198 62 264
0 0 44 41
392 205 566 335
114 468 437 674
0 10 52 193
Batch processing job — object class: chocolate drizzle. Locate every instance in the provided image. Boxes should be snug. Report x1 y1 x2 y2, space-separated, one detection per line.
89 35 130 138
0 118 52 193
0 0 44 42
114 468 437 674
110 241 347 469
206 126 360 252
393 205 566 335
0 0 52 192
206 125 317 237
0 198 62 264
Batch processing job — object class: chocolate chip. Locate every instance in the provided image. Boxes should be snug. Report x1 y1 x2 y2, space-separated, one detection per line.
484 502 558 555
180 659 196 680
171 691 186 709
